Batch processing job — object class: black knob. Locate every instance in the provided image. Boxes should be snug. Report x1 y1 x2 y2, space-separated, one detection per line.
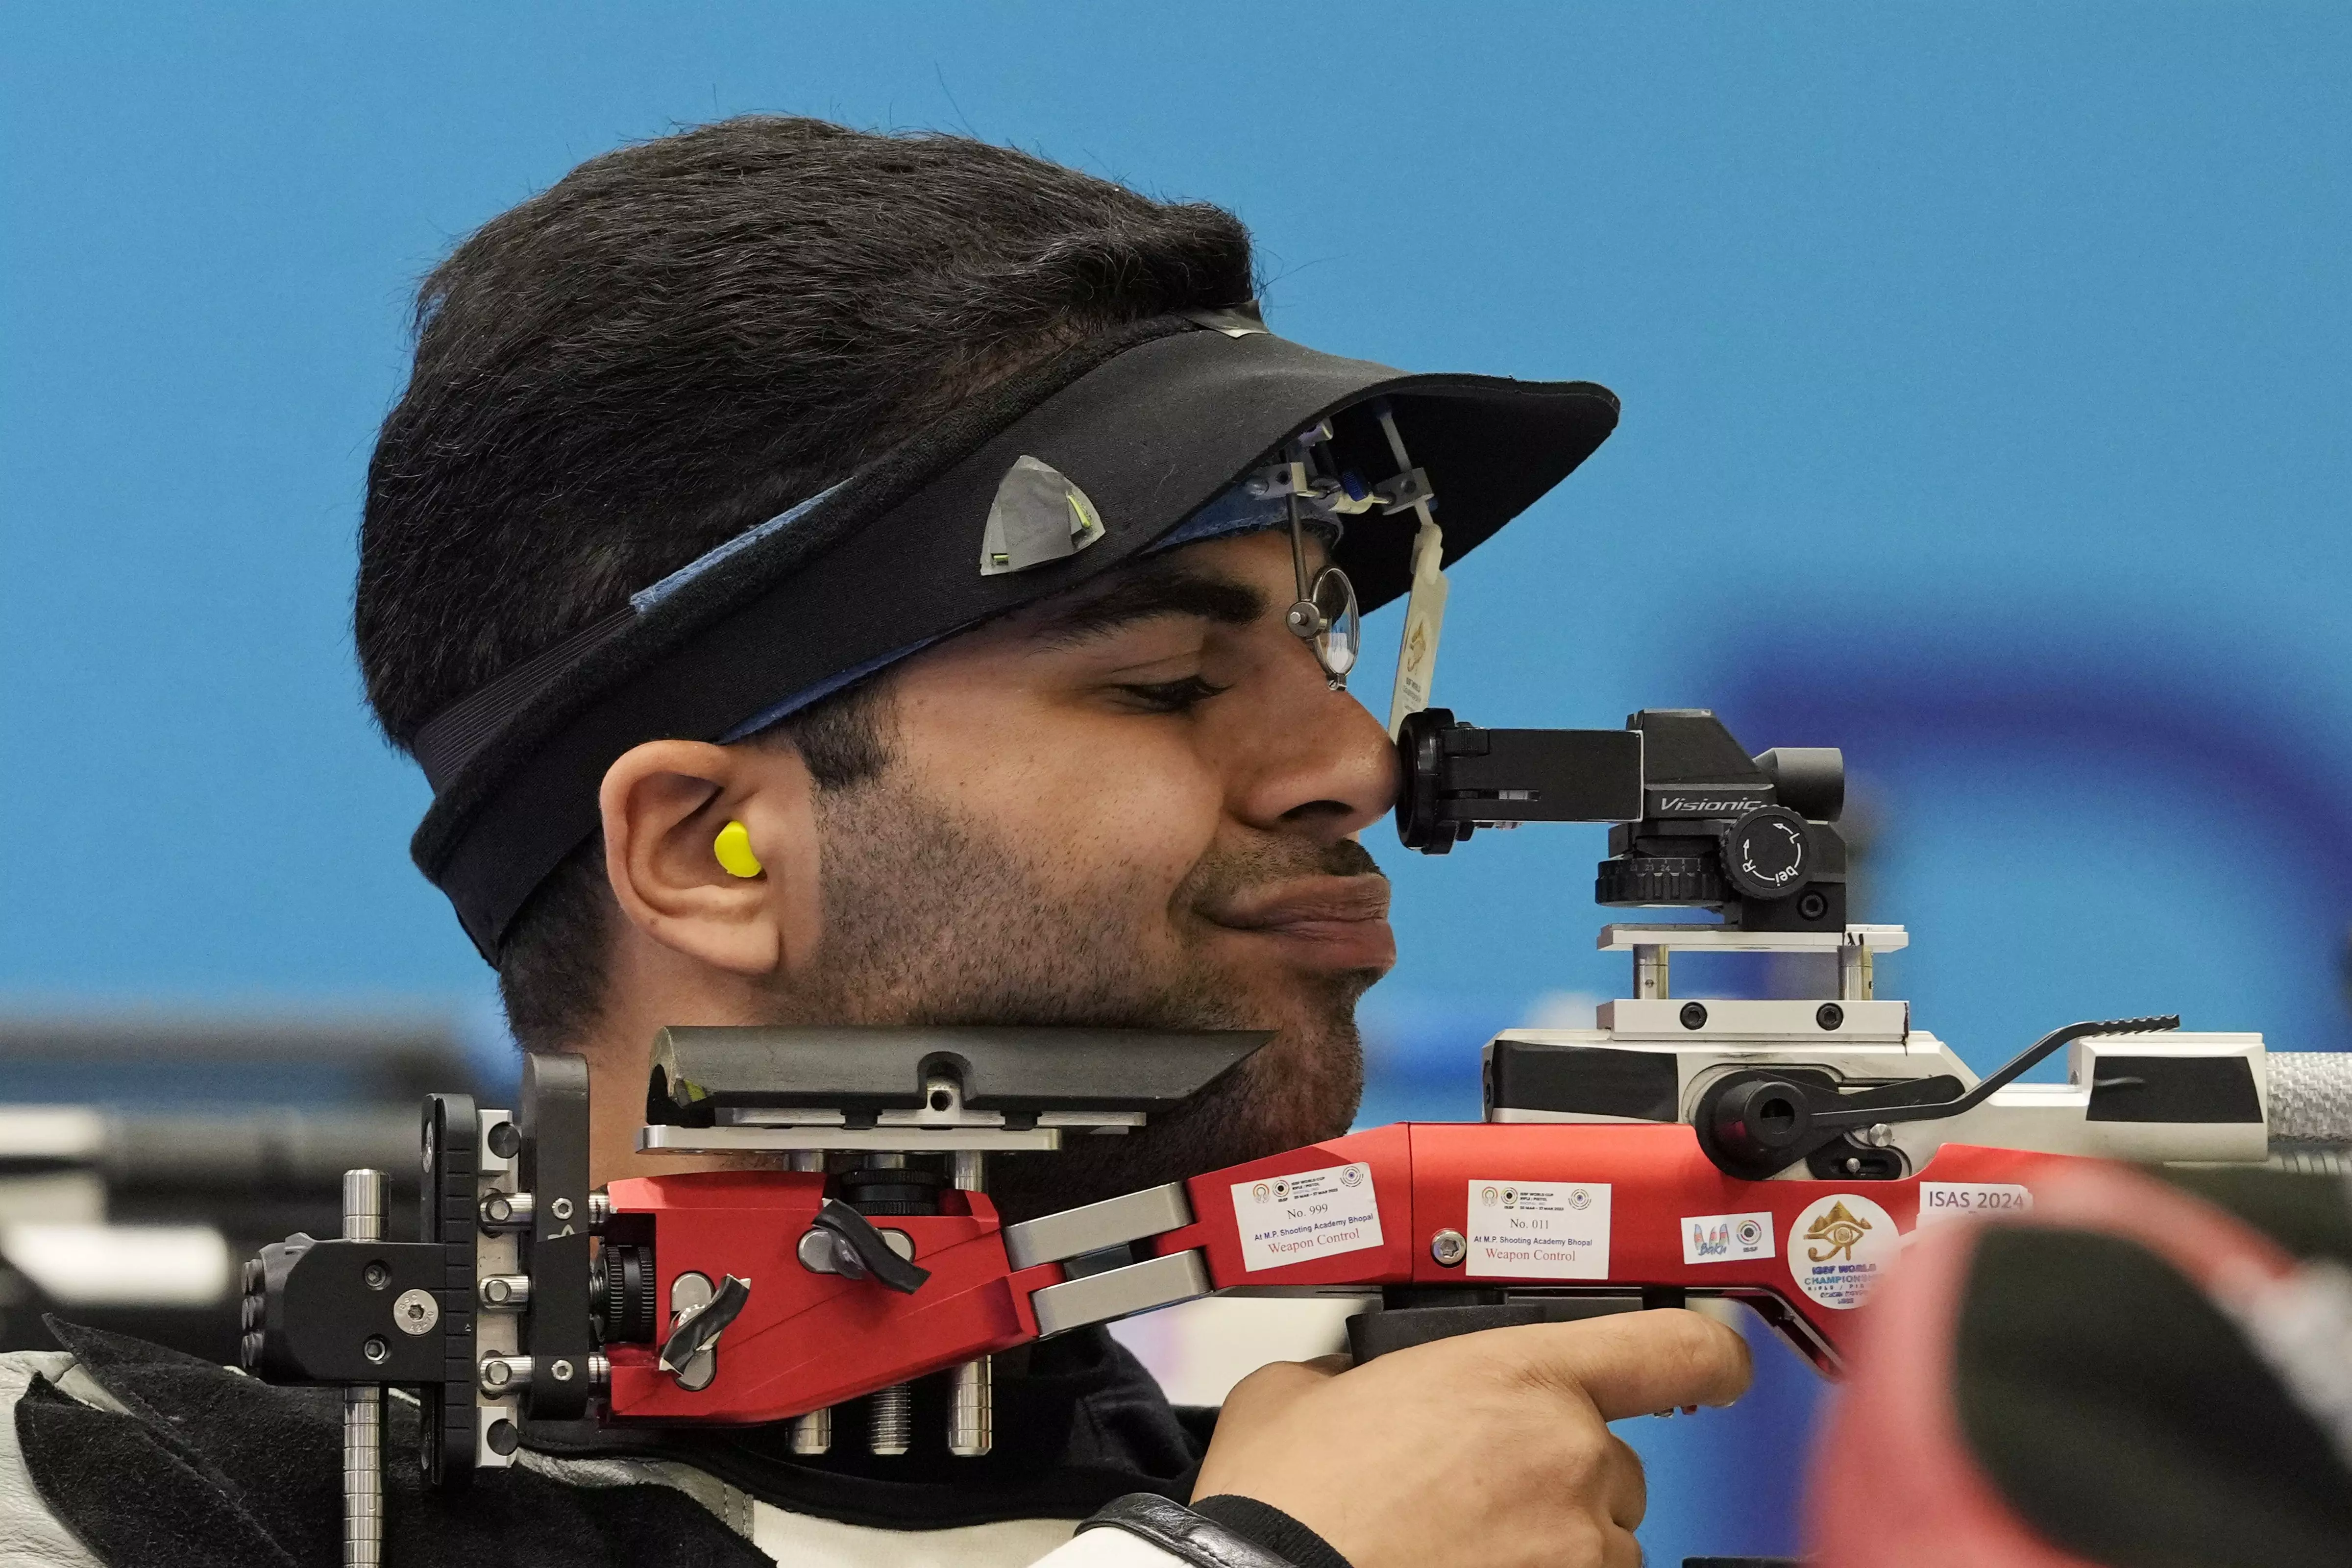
593 1243 657 1344
838 1166 945 1217
1705 1076 1816 1167
1717 807 1811 901
1595 855 1724 906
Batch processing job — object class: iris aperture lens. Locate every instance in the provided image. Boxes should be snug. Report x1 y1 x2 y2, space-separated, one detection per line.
1311 566 1360 677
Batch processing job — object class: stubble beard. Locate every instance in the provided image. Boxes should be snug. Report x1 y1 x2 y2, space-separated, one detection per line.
769 775 1380 1223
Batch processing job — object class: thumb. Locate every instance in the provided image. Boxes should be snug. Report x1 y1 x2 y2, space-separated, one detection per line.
1220 1353 1351 1419
1493 1309 1753 1422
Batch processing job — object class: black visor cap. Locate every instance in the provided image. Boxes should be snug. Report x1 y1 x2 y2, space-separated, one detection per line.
414 316 1620 959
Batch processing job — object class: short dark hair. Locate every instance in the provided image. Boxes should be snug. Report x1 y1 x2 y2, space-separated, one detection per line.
354 116 1255 1049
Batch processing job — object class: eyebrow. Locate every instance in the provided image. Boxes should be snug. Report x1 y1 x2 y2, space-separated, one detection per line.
1025 561 1269 650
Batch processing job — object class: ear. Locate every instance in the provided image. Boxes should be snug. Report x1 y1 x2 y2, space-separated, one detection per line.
598 738 820 977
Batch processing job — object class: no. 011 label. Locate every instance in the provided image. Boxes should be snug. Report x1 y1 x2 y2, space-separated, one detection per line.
1230 1163 1384 1272
1465 1180 1612 1279
1915 1182 2034 1225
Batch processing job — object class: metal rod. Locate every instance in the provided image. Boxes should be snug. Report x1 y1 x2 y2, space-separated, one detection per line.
946 1150 993 1456
341 1170 386 1568
1633 945 1669 1000
1838 944 1873 1002
786 1148 830 1447
948 1358 993 1457
790 1407 833 1455
344 1391 383 1568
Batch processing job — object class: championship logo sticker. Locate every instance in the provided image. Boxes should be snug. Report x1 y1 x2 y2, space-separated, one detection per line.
1788 1193 1900 1309
1465 1180 1612 1280
1230 1163 1384 1273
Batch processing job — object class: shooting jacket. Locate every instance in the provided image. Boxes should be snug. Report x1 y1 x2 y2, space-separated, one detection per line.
0 1319 1343 1568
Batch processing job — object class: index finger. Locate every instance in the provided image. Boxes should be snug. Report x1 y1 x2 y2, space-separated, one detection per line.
1486 1308 1753 1422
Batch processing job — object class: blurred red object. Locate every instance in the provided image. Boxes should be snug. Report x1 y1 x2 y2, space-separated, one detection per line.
1807 1161 2352 1567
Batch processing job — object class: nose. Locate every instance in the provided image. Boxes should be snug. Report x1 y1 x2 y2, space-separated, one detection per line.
1226 658 1400 842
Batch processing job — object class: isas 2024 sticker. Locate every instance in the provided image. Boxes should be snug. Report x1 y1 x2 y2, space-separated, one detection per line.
1915 1182 2033 1225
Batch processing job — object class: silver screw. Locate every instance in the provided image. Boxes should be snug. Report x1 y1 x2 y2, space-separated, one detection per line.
362 1336 389 1365
550 1197 574 1221
362 1262 390 1290
550 1359 575 1383
869 1384 913 1455
1430 1229 1468 1267
1862 1123 1896 1148
392 1288 440 1335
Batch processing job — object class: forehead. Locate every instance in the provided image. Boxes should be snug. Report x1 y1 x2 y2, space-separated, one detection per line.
970 529 1308 651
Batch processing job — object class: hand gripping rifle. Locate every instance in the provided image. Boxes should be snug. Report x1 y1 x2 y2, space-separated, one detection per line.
241 710 2352 1566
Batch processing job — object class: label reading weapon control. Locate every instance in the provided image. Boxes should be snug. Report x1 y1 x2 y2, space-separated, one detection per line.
1466 1181 1612 1279
1915 1182 2034 1225
1681 1210 1775 1265
1230 1163 1384 1272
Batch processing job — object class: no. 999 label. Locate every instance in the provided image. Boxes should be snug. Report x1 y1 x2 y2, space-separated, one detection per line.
1231 1163 1384 1272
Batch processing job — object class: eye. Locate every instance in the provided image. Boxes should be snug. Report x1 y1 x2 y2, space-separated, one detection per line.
1113 675 1232 714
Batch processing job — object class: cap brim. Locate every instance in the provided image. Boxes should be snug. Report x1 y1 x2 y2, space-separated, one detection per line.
414 317 1619 957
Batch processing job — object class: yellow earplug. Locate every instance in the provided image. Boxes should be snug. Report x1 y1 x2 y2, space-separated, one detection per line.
713 819 764 879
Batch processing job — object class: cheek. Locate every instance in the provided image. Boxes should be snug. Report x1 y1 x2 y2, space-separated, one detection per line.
898 688 1225 907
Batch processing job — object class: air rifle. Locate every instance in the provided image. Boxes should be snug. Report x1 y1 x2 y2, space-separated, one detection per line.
241 710 2352 1566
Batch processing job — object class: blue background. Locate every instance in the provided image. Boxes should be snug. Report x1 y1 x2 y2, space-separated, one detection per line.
6 5 2350 1558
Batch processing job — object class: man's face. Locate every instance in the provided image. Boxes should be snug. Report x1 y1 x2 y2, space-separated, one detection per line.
778 530 1399 1218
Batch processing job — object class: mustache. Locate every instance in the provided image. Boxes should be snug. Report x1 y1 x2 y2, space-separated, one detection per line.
1176 834 1387 914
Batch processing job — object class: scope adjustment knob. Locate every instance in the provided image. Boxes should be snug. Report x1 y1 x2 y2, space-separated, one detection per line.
1595 855 1725 906
1395 708 1464 854
1718 807 1811 902
593 1243 658 1345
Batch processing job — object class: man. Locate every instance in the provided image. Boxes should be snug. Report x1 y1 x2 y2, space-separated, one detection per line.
0 117 1747 1568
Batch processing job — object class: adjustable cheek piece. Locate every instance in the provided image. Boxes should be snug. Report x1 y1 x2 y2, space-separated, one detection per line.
1250 402 1441 694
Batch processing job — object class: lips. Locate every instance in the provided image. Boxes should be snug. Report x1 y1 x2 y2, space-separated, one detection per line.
1203 875 1396 970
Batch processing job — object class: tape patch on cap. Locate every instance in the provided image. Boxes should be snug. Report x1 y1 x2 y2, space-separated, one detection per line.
980 455 1107 575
